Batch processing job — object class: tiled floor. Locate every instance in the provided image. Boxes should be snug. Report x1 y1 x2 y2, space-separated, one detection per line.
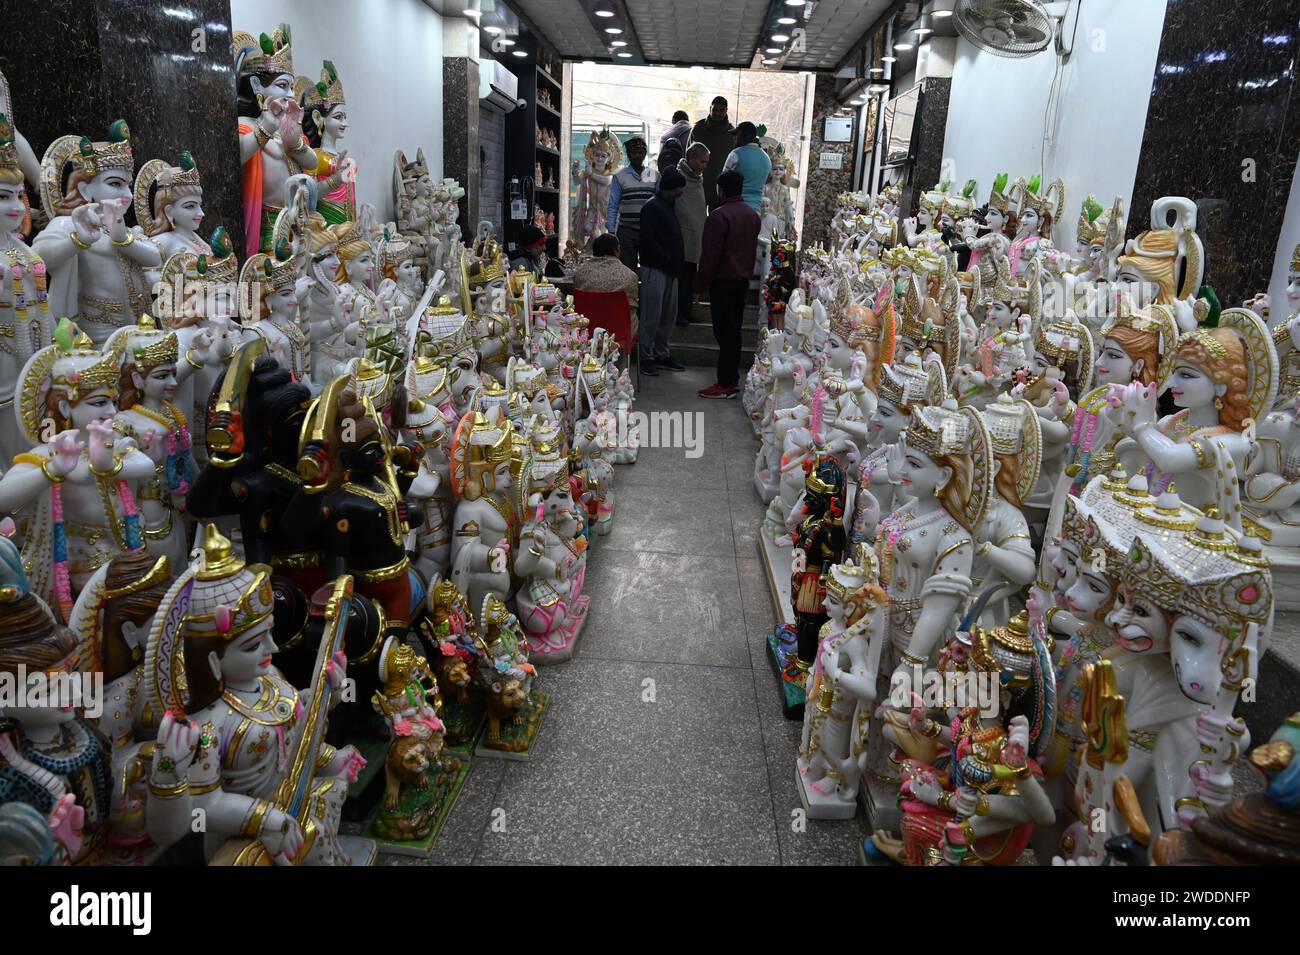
383 366 867 865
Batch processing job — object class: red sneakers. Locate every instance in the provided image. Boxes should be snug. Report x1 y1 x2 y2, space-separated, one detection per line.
699 383 738 399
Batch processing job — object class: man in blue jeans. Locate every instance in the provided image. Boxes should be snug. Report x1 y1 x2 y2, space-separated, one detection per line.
695 170 760 398
635 167 687 376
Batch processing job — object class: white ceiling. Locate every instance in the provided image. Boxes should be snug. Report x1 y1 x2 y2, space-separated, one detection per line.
508 0 611 59
783 0 894 71
624 0 771 66
506 0 893 71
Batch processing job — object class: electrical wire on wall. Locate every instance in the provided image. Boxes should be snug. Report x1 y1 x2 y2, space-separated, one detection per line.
1040 0 1083 182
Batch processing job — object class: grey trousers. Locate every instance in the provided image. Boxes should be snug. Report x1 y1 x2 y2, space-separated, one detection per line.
639 265 678 362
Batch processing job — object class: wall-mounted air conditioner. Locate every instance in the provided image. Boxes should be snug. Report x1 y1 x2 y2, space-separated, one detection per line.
479 56 520 113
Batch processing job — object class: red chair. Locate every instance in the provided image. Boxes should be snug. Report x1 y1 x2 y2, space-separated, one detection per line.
572 288 639 381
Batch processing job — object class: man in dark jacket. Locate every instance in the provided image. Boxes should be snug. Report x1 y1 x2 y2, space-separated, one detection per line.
657 110 691 173
689 96 736 209
636 167 686 376
695 170 760 398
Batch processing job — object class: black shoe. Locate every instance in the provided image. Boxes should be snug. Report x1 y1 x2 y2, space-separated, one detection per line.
657 356 686 371
640 361 659 377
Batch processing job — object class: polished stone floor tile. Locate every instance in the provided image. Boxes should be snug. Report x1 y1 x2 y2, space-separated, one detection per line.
600 483 737 557
474 658 780 865
579 550 750 668
614 440 726 489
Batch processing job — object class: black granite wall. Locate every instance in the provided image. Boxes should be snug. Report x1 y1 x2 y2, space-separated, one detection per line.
443 55 480 233
1129 0 1300 306
0 0 243 251
803 74 856 248
899 76 950 221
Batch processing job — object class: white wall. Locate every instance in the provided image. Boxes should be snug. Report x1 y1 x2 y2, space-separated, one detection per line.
228 0 444 222
939 0 1168 248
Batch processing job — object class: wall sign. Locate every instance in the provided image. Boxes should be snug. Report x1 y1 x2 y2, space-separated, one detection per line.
818 152 845 170
823 115 853 143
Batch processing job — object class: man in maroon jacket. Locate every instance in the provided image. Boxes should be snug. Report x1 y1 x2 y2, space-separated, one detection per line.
695 170 760 398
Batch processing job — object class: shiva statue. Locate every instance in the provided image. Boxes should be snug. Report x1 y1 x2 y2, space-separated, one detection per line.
1113 196 1206 333
33 122 161 346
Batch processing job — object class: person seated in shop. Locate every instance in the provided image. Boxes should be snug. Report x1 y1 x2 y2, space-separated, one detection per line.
509 223 566 278
574 232 639 319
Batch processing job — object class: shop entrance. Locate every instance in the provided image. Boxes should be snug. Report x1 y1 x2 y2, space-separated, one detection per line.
563 64 815 249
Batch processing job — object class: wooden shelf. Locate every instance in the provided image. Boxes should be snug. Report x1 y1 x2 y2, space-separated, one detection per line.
536 143 560 157
537 66 562 89
535 186 559 194
537 101 561 120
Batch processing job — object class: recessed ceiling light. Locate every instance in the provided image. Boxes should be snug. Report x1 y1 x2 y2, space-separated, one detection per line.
933 9 953 17
512 50 528 57
611 40 627 46
465 9 481 18
499 37 515 46
784 0 805 6
894 41 914 50
616 51 632 57
762 59 778 66
881 55 897 62
915 27 933 36
605 27 622 34
483 25 503 34
771 33 790 42
595 8 615 16
766 46 782 53
778 16 797 25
